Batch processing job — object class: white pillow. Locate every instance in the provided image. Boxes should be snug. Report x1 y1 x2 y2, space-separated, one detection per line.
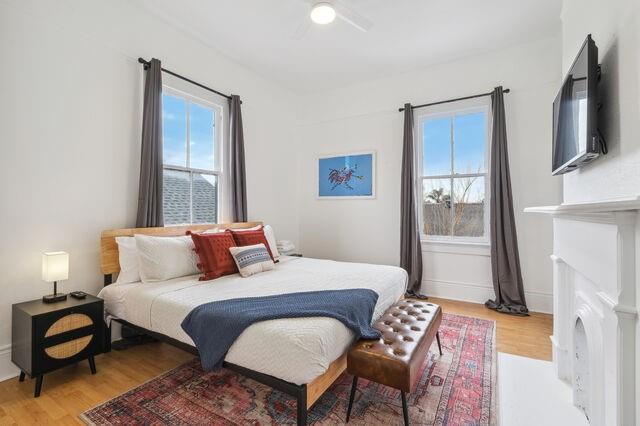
115 236 141 284
134 234 200 282
263 225 280 261
229 244 275 277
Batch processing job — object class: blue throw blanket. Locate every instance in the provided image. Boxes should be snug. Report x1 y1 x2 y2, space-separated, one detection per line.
181 289 381 371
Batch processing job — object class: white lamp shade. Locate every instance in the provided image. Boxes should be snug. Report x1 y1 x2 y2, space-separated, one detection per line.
42 252 69 282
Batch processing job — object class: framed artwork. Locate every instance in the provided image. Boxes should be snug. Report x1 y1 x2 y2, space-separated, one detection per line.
317 151 376 199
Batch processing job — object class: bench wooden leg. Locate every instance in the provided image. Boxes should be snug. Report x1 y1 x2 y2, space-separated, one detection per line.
346 375 358 422
19 371 25 382
436 331 443 356
401 391 409 426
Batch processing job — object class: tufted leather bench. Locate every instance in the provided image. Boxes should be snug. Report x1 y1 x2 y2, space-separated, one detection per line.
346 298 443 425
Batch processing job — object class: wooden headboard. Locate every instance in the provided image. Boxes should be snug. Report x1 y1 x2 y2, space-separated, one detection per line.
100 222 263 276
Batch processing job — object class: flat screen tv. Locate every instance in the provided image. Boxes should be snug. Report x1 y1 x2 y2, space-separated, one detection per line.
552 34 605 175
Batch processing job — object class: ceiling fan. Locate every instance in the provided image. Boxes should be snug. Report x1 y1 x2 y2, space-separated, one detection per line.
292 0 373 39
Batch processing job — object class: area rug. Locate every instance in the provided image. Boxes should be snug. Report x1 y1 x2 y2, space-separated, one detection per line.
81 313 496 425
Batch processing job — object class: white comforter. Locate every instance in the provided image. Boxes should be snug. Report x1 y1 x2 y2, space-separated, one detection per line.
99 256 407 384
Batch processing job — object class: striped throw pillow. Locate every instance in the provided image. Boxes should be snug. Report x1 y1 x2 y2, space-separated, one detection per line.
229 244 275 277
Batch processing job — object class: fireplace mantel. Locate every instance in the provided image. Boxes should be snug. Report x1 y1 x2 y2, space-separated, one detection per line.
525 196 638 425
524 195 640 215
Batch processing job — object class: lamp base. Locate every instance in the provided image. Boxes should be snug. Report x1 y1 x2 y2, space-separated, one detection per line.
42 293 67 303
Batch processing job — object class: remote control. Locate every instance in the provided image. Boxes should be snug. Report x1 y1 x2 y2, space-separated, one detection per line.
70 291 87 299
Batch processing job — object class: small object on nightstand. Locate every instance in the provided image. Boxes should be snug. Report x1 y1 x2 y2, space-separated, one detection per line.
12 295 104 397
70 291 87 299
277 240 301 257
41 252 69 303
276 240 295 253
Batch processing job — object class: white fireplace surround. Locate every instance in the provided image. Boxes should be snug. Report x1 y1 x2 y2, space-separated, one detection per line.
526 196 639 426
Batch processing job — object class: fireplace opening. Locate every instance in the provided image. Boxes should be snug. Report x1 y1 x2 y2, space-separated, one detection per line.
573 318 590 421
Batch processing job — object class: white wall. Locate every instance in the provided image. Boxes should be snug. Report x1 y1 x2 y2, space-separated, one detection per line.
561 0 640 203
296 37 563 313
0 0 300 380
0 0 572 384
559 0 640 419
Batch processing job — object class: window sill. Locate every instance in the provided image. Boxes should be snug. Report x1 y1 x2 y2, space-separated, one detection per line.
421 238 489 247
420 238 490 257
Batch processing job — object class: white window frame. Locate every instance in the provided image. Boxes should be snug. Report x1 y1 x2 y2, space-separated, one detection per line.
162 85 225 225
415 101 491 245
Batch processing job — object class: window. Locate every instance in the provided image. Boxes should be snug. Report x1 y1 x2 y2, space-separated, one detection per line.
162 88 223 225
416 104 489 243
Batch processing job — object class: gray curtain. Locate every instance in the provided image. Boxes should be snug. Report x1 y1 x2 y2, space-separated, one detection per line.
485 87 528 315
229 95 247 222
136 58 164 228
400 103 424 295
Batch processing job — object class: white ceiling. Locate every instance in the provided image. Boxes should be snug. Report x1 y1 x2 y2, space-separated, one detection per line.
136 0 561 93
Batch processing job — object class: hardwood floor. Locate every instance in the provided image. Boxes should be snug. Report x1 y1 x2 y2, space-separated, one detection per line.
430 297 553 361
0 298 552 425
0 343 192 425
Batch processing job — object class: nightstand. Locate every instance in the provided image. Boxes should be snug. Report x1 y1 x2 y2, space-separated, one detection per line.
12 295 104 397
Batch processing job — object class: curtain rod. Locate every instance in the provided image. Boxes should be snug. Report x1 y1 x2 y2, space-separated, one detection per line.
138 57 233 100
398 88 510 112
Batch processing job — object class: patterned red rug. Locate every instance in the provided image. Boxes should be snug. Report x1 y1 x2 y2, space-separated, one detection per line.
81 313 496 425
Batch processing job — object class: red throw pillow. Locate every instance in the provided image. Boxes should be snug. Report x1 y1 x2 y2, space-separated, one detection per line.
229 227 275 261
188 231 238 281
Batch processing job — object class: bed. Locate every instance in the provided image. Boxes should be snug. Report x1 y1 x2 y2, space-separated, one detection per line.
98 222 407 425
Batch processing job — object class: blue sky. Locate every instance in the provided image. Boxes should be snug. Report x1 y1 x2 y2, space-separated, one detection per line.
422 111 486 176
423 111 486 203
162 93 215 171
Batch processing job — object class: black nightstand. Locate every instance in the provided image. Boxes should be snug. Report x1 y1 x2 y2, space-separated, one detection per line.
12 295 104 397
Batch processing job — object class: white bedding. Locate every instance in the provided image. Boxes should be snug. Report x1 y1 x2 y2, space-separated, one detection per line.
98 256 407 385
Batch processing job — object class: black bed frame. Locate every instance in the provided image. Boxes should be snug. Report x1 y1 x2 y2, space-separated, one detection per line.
103 274 309 426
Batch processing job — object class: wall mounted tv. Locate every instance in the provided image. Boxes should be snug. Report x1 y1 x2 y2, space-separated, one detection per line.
552 34 607 175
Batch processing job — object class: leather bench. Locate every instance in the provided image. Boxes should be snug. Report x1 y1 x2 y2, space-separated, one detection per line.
346 298 443 425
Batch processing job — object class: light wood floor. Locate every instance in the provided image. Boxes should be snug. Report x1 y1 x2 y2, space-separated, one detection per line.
430 297 553 361
0 298 552 425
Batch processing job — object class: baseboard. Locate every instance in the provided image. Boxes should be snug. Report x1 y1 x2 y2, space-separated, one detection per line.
0 344 19 382
524 291 553 314
421 278 553 314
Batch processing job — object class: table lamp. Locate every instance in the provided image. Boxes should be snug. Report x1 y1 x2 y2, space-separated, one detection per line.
42 251 69 303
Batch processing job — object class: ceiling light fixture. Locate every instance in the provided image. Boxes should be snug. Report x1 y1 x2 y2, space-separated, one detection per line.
310 2 336 25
